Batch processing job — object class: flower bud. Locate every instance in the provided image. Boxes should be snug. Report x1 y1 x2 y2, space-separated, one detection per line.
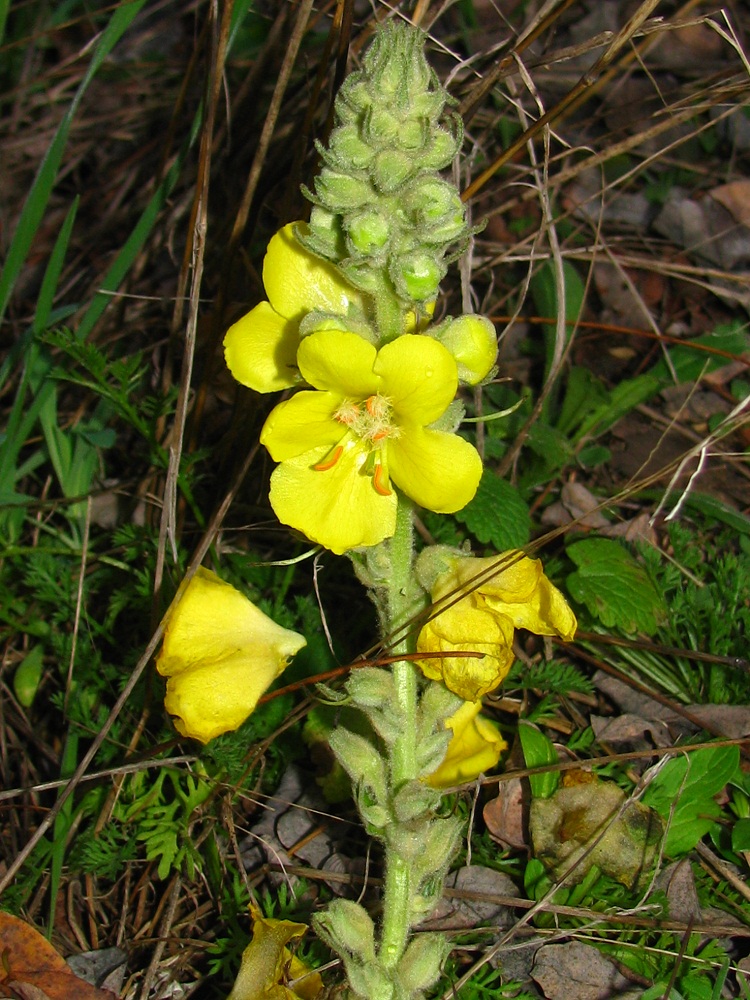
316 170 373 209
346 210 390 254
432 314 497 385
313 899 376 962
372 149 415 192
393 253 443 301
392 779 441 822
397 934 449 993
329 124 374 169
365 106 402 145
329 727 388 804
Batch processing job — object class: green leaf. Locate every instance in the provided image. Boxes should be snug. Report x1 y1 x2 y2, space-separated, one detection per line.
556 366 610 438
731 817 750 852
454 471 530 549
518 721 559 799
0 1 148 331
566 537 666 634
13 646 44 707
642 744 740 856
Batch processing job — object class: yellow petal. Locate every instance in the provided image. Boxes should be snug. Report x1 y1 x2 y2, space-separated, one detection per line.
261 391 344 462
448 552 577 640
224 301 299 393
163 651 281 743
268 444 397 555
297 330 380 397
449 551 542 604
417 600 515 700
157 568 306 743
264 223 363 321
387 425 482 514
427 700 507 788
227 901 322 1000
374 334 458 424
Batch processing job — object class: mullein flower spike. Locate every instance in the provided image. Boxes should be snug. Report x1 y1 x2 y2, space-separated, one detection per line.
156 568 306 743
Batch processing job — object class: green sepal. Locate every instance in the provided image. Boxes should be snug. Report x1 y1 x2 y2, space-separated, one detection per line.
397 933 449 993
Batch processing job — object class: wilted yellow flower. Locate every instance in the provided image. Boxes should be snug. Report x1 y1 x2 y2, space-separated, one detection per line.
224 222 366 394
427 700 506 789
227 901 323 1000
157 568 306 743
417 551 577 700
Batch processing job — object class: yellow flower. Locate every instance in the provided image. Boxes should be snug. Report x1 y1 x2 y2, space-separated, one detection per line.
260 330 483 554
417 551 577 700
427 700 507 789
157 568 306 743
227 901 323 1000
224 223 365 393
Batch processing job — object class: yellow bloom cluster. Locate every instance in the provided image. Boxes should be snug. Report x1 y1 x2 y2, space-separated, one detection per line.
224 224 496 554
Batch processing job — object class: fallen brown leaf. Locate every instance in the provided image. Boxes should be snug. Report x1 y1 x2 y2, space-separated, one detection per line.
0 913 117 1000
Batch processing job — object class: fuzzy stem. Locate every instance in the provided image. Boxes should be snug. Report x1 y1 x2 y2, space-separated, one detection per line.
379 496 418 970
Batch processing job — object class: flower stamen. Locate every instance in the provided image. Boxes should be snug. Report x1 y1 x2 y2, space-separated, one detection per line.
313 445 344 472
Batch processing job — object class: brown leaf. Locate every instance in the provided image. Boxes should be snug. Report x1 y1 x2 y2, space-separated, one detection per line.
710 180 750 227
0 913 116 1000
532 942 633 1000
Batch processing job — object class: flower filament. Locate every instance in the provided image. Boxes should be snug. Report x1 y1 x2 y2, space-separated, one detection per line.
313 393 400 496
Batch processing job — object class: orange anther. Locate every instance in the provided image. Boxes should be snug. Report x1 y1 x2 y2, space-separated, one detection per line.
372 462 392 496
313 446 343 472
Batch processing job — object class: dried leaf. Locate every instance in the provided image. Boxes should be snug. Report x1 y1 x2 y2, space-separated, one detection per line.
0 913 115 1000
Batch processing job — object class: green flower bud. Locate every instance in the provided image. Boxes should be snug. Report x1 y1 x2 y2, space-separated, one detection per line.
365 106 402 145
316 169 373 209
415 731 451 776
328 124 374 169
345 961 395 1000
422 124 461 168
347 667 396 709
313 899 376 962
329 727 388 803
432 314 498 385
393 252 443 301
412 815 464 881
347 210 390 254
396 118 427 151
392 779 441 823
397 934 449 993
372 149 415 192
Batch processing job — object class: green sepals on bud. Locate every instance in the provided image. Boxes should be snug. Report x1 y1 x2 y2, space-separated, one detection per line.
393 253 444 302
391 779 441 823
315 170 373 209
372 149 415 192
415 732 452 777
329 727 388 804
299 21 472 335
347 209 390 255
313 898 377 963
344 961 395 1000
397 934 449 993
326 125 374 170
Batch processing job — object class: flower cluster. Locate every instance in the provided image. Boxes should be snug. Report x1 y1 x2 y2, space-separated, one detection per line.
224 227 494 554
